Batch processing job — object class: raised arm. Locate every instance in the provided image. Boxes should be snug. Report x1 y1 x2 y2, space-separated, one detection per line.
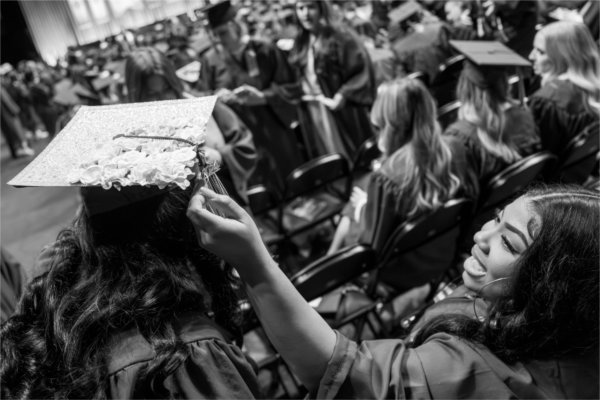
186 185 336 391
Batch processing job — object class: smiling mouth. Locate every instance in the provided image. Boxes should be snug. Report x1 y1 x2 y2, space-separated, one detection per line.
463 250 486 278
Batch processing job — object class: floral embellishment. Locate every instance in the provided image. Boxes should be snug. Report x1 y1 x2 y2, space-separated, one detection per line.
67 124 213 190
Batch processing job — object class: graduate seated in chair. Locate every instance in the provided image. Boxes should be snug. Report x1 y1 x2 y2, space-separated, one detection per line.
327 78 477 264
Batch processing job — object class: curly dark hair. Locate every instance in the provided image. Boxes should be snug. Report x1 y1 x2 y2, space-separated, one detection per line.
413 184 600 363
1 185 242 398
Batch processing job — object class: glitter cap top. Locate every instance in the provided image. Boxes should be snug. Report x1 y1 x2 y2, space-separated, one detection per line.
8 96 217 189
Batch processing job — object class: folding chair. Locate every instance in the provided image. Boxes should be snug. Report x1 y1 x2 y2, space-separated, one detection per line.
406 70 429 86
247 184 284 247
278 153 351 240
462 151 557 251
478 151 557 215
437 100 461 130
429 54 465 106
348 137 382 189
291 244 387 341
545 121 600 184
370 198 474 299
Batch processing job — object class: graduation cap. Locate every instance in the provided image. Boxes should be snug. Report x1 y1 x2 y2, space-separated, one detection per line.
176 61 202 83
388 1 422 26
449 40 531 89
201 0 237 28
9 96 220 215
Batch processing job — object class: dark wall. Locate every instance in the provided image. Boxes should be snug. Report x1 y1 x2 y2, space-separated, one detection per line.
1 0 40 65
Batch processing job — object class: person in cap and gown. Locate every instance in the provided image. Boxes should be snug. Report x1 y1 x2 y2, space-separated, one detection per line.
444 59 540 184
1 184 261 398
198 0 304 192
1 93 261 398
125 47 257 206
277 0 376 160
187 178 599 399
527 21 600 157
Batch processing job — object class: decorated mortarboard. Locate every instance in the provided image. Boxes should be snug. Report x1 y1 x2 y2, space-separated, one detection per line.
201 0 237 28
176 61 202 83
9 96 222 215
449 40 530 89
388 1 422 26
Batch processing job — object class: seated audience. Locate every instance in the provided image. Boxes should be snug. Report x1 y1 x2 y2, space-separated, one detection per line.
188 184 599 399
528 21 600 156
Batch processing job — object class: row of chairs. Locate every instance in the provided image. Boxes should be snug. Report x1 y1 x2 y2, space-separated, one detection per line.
242 140 599 397
249 114 598 254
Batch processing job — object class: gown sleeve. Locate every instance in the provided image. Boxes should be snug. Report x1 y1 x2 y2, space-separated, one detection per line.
314 331 535 399
211 101 257 199
334 32 375 106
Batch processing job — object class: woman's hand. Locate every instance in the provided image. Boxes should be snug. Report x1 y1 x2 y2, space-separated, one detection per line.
202 146 223 165
317 93 346 111
187 185 272 273
350 186 367 222
215 88 239 105
233 84 267 106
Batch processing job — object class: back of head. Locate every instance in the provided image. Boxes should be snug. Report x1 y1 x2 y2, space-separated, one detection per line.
538 21 600 95
371 77 438 157
0 185 240 398
125 47 183 102
372 77 463 217
457 65 521 163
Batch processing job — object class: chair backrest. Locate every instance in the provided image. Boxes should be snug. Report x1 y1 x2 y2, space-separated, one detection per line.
553 121 600 184
480 151 557 212
351 138 381 175
406 70 429 86
379 198 473 264
432 55 465 86
283 153 351 201
437 100 461 130
291 244 376 302
247 184 279 216
373 198 473 293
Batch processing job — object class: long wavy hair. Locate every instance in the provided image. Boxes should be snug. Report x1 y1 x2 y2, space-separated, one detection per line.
413 185 600 363
288 0 341 69
372 78 464 218
0 185 242 398
125 47 184 102
537 21 600 112
457 69 522 164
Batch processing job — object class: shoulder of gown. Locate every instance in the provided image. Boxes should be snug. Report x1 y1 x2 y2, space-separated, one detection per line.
106 312 260 398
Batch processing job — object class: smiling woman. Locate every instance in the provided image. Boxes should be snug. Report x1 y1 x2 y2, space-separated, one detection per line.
186 183 600 398
462 196 537 300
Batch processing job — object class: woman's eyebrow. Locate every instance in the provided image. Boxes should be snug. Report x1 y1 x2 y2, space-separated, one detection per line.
506 222 530 247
